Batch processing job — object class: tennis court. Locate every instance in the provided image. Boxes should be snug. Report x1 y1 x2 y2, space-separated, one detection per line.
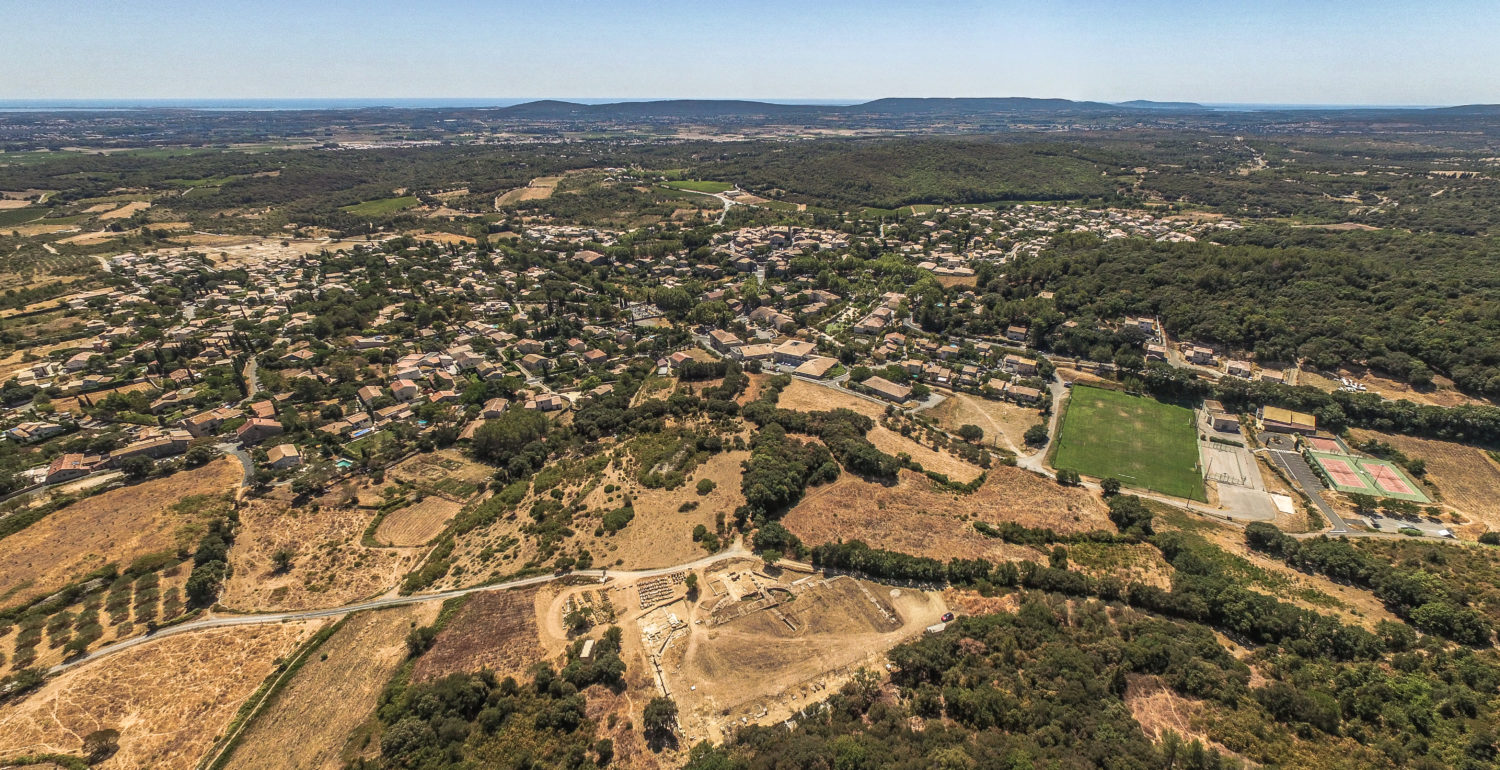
1310 451 1429 503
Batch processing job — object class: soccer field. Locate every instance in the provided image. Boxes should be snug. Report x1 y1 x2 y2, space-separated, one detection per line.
1052 386 1206 501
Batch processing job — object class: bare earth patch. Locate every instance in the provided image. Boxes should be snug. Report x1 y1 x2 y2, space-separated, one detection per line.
411 589 544 683
0 621 320 770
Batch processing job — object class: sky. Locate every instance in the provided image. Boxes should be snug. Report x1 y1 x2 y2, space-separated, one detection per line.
3 0 1496 105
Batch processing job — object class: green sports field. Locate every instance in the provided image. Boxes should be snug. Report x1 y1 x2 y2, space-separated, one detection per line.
661 180 733 194
1052 385 1206 501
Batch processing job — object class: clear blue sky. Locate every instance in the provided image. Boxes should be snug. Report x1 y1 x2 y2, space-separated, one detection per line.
5 0 1495 105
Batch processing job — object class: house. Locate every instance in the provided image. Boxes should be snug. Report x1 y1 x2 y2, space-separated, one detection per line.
525 393 568 412
708 329 743 353
6 421 66 444
862 376 912 404
1007 385 1043 404
1187 346 1216 366
773 339 818 367
519 353 552 373
793 356 840 379
46 453 91 484
1004 354 1039 376
113 429 191 461
237 417 285 446
1226 360 1252 379
1005 324 1029 342
181 406 239 438
246 400 277 419
265 444 303 469
357 385 384 406
1259 406 1316 435
668 351 694 368
391 379 421 402
481 397 509 418
1144 344 1168 362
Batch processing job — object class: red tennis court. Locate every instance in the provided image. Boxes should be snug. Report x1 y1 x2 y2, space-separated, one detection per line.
1319 457 1369 490
1367 463 1416 495
1306 437 1342 452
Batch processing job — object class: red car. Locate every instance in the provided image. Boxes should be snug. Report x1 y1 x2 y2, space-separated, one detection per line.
941 612 955 623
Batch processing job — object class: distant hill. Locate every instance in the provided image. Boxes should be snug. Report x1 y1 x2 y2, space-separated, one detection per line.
1115 100 1208 111
496 97 1153 121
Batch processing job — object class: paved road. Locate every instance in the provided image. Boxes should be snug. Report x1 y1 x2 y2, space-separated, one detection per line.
51 542 750 674
1265 449 1349 533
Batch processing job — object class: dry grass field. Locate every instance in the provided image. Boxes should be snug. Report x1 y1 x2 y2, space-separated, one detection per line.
574 449 748 570
923 391 1042 454
387 450 491 501
410 589 544 682
495 175 565 207
0 621 320 770
1301 367 1484 409
376 497 463 546
220 491 423 611
97 200 150 220
783 465 1110 563
866 424 982 482
223 604 440 770
775 378 886 419
0 459 240 610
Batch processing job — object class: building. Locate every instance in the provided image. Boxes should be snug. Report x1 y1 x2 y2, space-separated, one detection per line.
391 379 421 402
237 417 285 446
265 444 303 469
793 356 840 379
708 329 743 353
181 406 239 438
6 421 66 444
733 343 775 362
1007 385 1042 404
1004 354 1038 376
862 376 912 403
773 339 818 367
1259 405 1316 435
1204 399 1239 432
46 453 91 484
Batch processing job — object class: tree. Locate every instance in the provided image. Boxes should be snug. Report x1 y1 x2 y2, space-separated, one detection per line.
271 547 294 574
184 445 217 468
1480 532 1500 546
1024 423 1049 446
643 696 679 749
1348 493 1377 515
695 478 716 496
120 455 153 481
684 573 699 599
83 728 121 763
1056 469 1081 486
957 424 984 443
1100 477 1122 497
